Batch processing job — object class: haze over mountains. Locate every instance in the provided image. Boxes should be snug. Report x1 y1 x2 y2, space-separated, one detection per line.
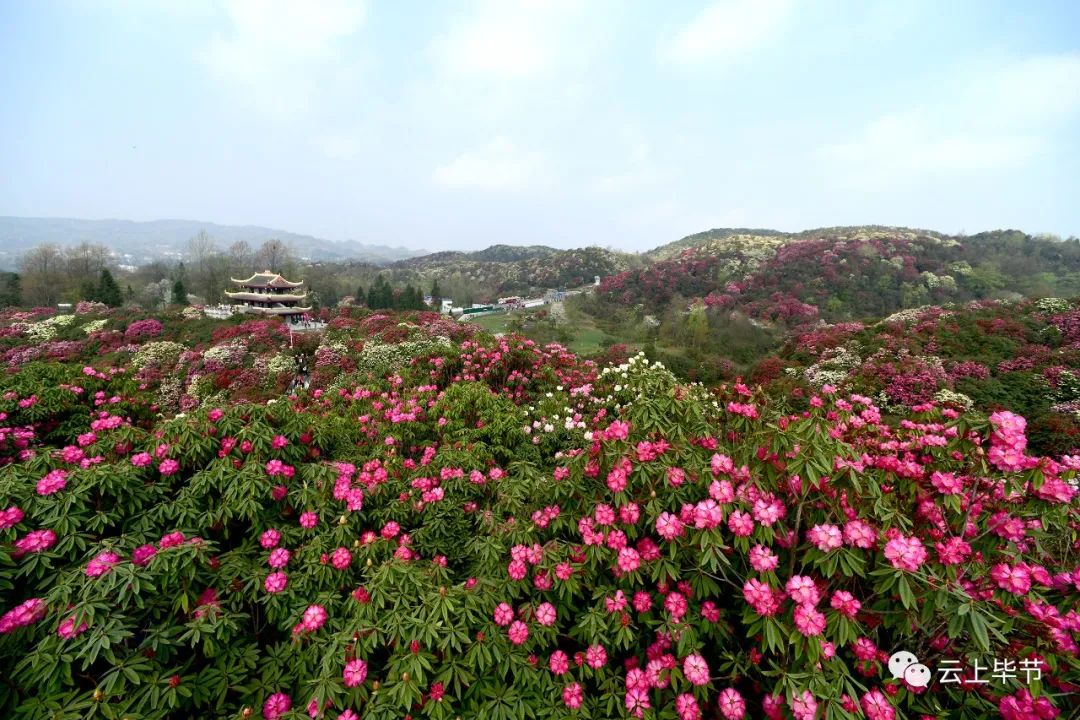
0 217 426 270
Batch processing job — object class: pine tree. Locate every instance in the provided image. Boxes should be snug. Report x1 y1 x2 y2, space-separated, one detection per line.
355 285 365 306
97 268 123 307
172 278 189 306
80 280 99 303
430 279 441 307
0 272 21 307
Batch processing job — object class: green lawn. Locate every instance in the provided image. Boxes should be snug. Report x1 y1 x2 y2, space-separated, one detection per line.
466 304 634 357
469 312 512 333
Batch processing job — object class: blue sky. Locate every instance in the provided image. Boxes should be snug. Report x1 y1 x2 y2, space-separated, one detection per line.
1 0 1078 252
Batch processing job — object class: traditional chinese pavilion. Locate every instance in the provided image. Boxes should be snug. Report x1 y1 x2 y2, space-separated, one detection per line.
226 271 311 322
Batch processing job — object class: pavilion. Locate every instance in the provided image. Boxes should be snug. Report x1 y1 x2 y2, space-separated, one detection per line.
226 271 312 323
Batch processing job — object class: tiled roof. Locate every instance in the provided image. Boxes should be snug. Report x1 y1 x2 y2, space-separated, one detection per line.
230 271 304 288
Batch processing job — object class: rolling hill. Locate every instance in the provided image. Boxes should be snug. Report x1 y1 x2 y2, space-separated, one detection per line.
0 216 426 269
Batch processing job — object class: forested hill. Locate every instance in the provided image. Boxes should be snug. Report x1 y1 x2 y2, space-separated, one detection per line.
598 226 1080 323
392 245 642 295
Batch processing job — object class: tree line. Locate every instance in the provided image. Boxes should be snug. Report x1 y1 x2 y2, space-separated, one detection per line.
3 235 449 313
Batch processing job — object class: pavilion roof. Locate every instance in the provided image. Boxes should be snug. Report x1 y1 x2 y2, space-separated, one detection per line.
230 271 304 288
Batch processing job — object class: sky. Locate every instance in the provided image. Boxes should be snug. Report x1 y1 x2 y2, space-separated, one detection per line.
1 0 1078 253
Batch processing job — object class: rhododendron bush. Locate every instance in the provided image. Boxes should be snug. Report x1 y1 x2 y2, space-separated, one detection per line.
1 317 1079 718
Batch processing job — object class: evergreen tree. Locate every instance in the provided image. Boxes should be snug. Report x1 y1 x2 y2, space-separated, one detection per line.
172 278 189 306
0 272 21 307
355 285 365 306
368 276 393 310
430 279 442 307
97 268 123 307
80 279 99 303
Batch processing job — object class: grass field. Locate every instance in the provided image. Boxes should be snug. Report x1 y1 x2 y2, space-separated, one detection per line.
465 302 637 357
469 312 513 333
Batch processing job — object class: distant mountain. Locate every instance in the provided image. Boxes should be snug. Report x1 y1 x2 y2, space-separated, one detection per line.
0 217 426 269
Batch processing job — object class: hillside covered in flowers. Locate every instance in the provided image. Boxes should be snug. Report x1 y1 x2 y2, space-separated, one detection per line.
0 304 1078 719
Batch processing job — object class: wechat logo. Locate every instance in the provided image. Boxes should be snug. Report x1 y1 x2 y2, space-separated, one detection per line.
888 650 932 688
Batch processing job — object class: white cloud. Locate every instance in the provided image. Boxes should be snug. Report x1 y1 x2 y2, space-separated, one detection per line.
659 0 794 68
818 53 1080 188
430 0 592 80
590 125 662 194
820 111 1040 183
311 132 364 160
433 137 547 191
199 0 366 117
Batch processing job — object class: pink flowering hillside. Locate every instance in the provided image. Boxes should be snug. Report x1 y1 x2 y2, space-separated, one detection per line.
0 309 1079 719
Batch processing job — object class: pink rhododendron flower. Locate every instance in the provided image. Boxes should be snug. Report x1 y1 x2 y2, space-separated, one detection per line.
991 562 1032 595
159 531 185 548
585 643 607 668
260 529 281 549
300 605 327 632
807 524 843 551
550 650 569 674
791 691 818 720
718 688 746 720
263 692 291 720
85 551 121 578
935 536 972 565
493 602 514 626
830 590 861 617
664 591 688 620
728 510 754 536
36 469 68 495
562 682 583 709
749 545 779 572
331 547 352 570
0 598 47 634
268 548 290 568
14 529 56 555
677 693 702 720
535 602 556 626
786 575 820 606
508 620 528 645
57 614 89 639
656 512 684 540
0 506 24 529
682 653 709 686
343 658 367 687
743 579 783 617
843 519 876 548
299 512 318 529
860 689 895 720
132 544 157 565
930 471 964 495
264 571 288 593
884 535 927 572
794 603 826 636
617 547 641 573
